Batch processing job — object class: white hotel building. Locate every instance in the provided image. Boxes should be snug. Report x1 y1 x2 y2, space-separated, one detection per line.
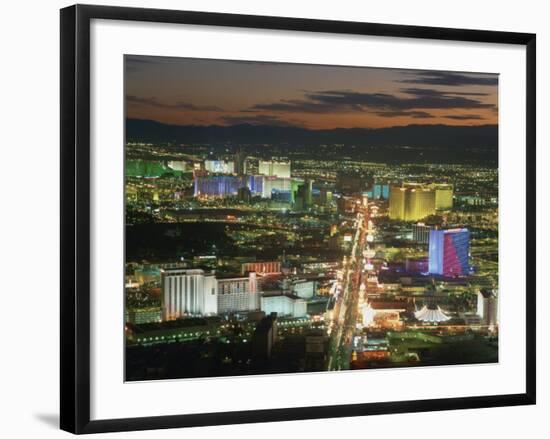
160 269 261 320
160 268 218 320
258 160 291 179
261 293 307 318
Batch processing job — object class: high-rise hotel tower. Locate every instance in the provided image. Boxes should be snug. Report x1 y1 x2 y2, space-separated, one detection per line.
389 184 436 221
258 160 291 179
428 228 470 277
160 268 218 320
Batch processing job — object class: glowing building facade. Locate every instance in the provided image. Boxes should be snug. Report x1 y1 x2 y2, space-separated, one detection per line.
389 186 406 219
407 188 436 221
262 177 293 199
204 159 235 174
389 184 436 221
260 293 307 318
160 269 218 320
246 175 264 196
194 174 297 199
428 228 470 276
241 261 281 275
194 175 242 197
367 183 390 200
291 279 317 299
258 160 291 178
430 183 454 210
217 272 260 314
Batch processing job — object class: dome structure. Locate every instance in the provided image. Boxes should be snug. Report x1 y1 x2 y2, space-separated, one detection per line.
414 304 450 323
414 278 450 323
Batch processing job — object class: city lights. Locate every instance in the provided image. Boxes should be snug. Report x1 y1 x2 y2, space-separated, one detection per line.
124 56 499 381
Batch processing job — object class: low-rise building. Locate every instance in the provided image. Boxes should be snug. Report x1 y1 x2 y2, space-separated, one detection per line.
261 292 307 318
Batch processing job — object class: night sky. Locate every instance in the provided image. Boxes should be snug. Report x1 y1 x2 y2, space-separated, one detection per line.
125 55 498 130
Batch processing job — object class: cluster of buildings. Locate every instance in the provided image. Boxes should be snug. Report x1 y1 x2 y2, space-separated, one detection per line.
389 183 454 221
192 158 317 209
159 267 310 322
383 182 471 278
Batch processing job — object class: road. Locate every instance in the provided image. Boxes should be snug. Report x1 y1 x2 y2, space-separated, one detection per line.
327 206 369 371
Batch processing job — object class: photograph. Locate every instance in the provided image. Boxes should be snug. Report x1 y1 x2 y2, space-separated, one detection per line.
0 0 542 436
123 55 500 381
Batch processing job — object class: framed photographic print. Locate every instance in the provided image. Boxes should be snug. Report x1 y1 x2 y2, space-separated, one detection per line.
60 4 536 434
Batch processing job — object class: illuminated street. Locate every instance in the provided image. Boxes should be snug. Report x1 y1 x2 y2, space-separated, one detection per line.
328 209 369 370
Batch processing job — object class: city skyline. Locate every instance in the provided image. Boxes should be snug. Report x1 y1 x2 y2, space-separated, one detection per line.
126 55 498 130
124 56 499 381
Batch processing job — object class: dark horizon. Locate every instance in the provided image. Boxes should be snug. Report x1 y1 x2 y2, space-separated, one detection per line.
127 116 499 131
126 118 499 163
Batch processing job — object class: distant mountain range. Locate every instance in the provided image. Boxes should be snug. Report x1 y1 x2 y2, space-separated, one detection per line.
126 119 498 151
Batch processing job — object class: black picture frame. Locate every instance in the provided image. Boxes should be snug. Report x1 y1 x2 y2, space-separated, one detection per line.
60 4 536 434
